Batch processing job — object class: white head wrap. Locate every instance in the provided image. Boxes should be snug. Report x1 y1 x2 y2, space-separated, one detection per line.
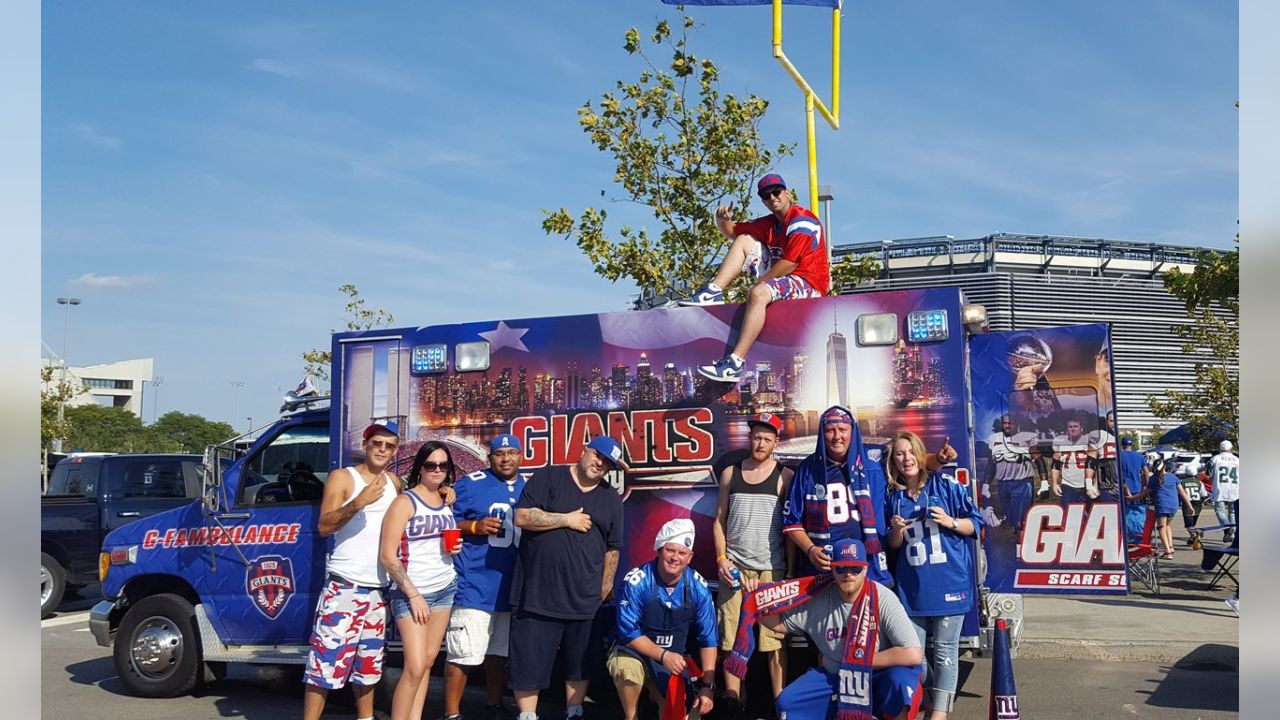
654 518 695 552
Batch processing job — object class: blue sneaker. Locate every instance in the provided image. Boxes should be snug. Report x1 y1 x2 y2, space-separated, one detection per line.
677 283 725 306
697 355 744 382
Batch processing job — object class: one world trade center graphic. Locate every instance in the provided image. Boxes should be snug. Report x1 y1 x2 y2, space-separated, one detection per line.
826 309 849 408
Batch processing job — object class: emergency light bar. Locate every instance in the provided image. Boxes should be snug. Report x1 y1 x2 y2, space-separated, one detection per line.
906 309 949 342
411 343 448 374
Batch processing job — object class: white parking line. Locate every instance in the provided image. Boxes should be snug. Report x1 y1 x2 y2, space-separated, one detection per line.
41 611 91 629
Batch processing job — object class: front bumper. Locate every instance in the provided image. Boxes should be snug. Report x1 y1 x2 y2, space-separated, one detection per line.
89 600 117 647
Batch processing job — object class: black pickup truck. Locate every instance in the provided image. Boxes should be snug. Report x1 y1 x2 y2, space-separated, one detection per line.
41 453 202 617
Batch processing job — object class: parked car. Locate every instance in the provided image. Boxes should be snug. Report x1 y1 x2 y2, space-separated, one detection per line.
41 453 202 617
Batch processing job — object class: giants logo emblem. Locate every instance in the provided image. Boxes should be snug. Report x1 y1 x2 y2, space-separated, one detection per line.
246 555 295 619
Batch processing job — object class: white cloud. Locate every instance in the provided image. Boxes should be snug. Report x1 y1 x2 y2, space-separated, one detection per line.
72 272 157 289
248 58 308 79
67 123 121 150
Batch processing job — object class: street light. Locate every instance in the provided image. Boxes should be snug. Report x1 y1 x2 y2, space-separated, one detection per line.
230 380 246 427
54 297 82 453
150 376 165 423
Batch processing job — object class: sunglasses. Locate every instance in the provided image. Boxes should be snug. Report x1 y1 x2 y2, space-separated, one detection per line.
368 440 398 451
834 565 865 576
420 462 452 473
759 188 786 199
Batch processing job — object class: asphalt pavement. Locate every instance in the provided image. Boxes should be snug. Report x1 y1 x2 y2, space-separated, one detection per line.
42 529 1240 719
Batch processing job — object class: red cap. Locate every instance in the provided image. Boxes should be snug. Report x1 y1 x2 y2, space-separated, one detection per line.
748 412 783 436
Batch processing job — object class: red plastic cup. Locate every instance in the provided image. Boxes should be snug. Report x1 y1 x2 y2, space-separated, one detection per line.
441 528 462 553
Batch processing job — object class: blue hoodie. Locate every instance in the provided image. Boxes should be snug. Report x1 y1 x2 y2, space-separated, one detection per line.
783 405 892 586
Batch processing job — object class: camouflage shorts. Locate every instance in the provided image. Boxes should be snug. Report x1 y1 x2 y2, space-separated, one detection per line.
303 580 387 689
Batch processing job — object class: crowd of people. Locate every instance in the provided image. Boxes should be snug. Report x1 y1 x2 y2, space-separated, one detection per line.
294 173 1239 719
300 401 985 720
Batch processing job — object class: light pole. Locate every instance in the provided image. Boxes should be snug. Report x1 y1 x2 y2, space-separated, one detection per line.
230 380 246 427
54 297 82 453
150 376 165 423
246 417 253 436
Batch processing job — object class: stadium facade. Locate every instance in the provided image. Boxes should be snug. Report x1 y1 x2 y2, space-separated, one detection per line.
833 233 1233 442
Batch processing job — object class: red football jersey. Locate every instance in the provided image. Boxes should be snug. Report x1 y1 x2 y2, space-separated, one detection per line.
735 204 829 295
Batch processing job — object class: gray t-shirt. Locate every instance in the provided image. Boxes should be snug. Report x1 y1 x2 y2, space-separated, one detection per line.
781 581 921 674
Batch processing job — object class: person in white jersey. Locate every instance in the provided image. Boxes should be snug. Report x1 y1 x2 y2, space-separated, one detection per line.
1207 440 1240 544
380 440 461 720
1051 415 1098 505
303 422 403 720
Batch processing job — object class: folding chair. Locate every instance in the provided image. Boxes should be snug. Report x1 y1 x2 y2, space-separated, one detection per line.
1198 524 1239 591
1127 508 1161 596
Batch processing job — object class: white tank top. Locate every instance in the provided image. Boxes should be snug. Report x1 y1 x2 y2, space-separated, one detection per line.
327 467 395 587
394 489 457 594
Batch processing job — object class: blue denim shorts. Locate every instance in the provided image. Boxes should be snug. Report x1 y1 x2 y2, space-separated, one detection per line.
388 578 457 620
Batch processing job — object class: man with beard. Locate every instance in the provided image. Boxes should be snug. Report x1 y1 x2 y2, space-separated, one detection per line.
783 406 893 587
608 519 718 720
712 413 793 717
509 436 627 720
303 423 403 720
442 434 528 720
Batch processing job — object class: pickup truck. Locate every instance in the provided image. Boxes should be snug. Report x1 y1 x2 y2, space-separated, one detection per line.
41 453 202 617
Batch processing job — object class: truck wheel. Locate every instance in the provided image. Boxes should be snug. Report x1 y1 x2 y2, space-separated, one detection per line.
113 593 201 697
40 553 66 619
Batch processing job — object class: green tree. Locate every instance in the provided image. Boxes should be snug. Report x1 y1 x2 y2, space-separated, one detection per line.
64 404 147 453
542 12 801 302
1148 240 1239 452
301 283 396 381
143 411 236 453
40 365 86 452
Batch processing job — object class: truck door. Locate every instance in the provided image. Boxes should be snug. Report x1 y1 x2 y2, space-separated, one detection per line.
103 458 199 533
198 421 331 645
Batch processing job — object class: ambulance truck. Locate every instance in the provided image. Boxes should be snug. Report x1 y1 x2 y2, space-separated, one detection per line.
89 286 1127 696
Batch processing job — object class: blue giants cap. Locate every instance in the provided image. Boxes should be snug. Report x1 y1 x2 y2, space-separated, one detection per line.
1121 436 1133 447
757 173 786 196
490 433 522 453
831 538 869 567
821 407 853 425
586 435 629 471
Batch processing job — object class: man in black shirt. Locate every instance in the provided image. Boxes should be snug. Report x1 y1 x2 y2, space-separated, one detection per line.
510 435 627 720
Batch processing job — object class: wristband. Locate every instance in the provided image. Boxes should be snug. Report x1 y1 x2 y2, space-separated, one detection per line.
716 554 727 562
660 649 668 663
471 520 479 533
807 545 819 557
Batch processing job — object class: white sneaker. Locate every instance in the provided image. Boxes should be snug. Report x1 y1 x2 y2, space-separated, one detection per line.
1225 595 1239 616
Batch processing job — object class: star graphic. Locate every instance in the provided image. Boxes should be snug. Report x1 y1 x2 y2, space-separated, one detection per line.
478 320 530 353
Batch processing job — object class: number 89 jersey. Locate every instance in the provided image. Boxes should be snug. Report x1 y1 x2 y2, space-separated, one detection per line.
885 472 983 617
452 469 526 613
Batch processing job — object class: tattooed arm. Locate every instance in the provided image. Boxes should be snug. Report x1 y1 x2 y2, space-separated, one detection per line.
601 548 620 602
516 506 591 532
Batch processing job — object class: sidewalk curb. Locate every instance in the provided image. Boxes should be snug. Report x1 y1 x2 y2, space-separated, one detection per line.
1018 638 1239 665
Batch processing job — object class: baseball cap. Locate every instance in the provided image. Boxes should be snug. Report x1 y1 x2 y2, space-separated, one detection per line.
757 173 787 196
821 407 853 425
831 538 869 567
654 518 695 551
748 412 783 435
586 435 630 471
1120 437 1133 447
1220 440 1233 452
363 421 399 440
490 433 522 453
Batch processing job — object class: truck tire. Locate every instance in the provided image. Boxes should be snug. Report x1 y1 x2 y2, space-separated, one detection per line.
113 593 202 697
40 553 66 619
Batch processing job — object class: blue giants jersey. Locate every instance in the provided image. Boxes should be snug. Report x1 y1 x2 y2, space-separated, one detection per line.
615 560 718 650
452 469 526 612
885 472 984 617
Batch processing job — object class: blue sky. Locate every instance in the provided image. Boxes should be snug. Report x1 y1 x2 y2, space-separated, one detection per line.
41 0 1238 429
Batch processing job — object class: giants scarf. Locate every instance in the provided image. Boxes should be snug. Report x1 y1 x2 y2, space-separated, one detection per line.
726 575 878 720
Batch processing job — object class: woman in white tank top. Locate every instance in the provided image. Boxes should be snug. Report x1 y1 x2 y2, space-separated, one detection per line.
379 440 459 720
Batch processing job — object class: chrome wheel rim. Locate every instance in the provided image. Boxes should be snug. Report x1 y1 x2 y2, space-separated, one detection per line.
129 615 184 678
40 565 53 606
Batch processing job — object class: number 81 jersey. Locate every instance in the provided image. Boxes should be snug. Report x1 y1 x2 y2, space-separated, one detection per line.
885 472 983 616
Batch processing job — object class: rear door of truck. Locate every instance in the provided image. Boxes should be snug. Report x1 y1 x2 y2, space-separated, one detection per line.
102 456 202 534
